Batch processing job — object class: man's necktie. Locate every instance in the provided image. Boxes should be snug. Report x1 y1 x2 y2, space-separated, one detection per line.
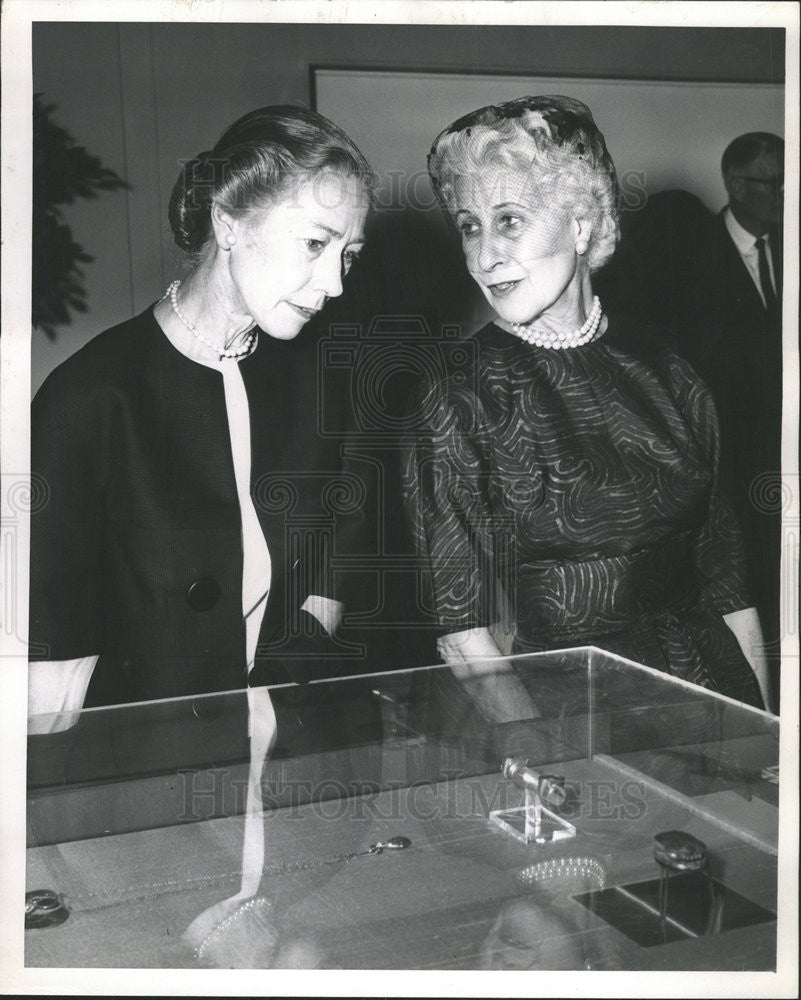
756 235 778 314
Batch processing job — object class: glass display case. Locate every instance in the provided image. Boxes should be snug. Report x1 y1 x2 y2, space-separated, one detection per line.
26 647 779 971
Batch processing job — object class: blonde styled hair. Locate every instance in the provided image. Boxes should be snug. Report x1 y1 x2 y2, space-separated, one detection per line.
428 96 620 271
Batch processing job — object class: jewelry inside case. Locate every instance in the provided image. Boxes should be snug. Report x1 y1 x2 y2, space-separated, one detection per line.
488 757 577 845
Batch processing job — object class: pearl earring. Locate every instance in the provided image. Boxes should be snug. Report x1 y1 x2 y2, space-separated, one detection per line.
576 239 588 256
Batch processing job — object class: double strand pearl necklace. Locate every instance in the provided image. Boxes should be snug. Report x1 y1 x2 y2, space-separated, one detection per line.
167 279 255 360
510 295 604 350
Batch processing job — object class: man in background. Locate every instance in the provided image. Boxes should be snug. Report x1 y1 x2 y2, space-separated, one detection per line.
603 132 784 706
703 134 784 702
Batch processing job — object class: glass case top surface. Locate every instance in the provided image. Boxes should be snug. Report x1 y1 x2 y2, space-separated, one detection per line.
26 647 779 971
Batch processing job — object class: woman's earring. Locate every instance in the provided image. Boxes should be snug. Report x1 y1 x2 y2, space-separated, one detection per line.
224 234 236 251
576 239 588 256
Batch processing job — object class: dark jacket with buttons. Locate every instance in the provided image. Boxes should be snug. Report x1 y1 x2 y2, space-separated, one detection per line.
30 308 358 706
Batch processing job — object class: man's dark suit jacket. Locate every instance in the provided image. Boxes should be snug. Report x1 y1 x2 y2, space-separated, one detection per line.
600 191 783 653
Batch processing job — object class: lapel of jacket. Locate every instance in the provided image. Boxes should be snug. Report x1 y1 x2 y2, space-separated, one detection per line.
716 210 766 318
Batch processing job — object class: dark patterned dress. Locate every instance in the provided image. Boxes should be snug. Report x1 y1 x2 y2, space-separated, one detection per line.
402 320 761 707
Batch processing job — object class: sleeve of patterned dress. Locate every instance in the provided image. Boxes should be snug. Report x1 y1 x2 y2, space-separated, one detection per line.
401 375 501 635
667 353 753 616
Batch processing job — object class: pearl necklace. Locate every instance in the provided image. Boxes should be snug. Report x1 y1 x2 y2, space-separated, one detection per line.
510 295 604 350
167 280 256 360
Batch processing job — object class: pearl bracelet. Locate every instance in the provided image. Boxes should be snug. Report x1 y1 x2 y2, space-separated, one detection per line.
517 855 607 890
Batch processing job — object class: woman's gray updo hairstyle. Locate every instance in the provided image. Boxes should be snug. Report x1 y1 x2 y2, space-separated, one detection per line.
169 105 375 259
427 95 620 271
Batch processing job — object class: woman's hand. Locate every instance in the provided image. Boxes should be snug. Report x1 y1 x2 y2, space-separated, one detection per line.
300 595 343 635
437 626 505 674
248 606 343 687
437 627 540 724
722 606 774 712
27 656 97 734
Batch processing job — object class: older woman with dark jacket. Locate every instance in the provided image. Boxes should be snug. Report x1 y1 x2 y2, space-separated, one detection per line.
29 105 373 727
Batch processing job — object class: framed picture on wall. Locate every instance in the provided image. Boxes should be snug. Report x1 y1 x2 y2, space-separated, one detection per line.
312 68 784 213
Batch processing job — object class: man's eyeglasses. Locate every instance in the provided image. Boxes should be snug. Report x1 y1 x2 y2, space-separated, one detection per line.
735 176 784 193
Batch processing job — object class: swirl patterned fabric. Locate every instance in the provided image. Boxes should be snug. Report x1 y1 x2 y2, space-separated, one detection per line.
402 321 760 706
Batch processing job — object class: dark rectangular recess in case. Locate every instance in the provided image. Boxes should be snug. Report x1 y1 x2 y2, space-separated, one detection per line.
574 871 776 947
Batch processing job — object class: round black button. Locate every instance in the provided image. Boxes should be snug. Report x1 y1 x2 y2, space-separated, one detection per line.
186 578 221 612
